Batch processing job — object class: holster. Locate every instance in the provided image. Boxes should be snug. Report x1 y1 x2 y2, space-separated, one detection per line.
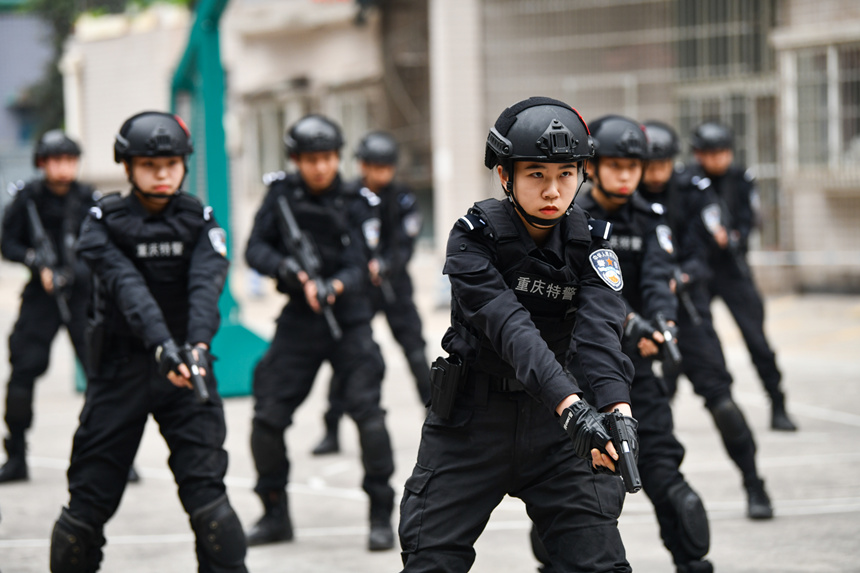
429 355 465 420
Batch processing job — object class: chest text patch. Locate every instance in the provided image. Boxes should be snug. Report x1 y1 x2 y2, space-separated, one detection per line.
136 241 184 258
512 273 577 301
589 249 624 291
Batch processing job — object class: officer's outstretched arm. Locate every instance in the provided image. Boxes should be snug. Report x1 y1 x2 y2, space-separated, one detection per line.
187 215 229 346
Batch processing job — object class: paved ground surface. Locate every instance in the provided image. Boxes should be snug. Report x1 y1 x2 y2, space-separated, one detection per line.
0 250 859 573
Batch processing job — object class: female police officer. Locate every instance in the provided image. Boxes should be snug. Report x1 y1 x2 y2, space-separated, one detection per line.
49 112 247 572
398 97 637 572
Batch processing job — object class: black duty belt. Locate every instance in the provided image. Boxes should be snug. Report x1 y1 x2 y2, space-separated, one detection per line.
467 371 525 393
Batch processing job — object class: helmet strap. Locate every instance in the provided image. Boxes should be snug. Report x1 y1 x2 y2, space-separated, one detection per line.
503 168 587 230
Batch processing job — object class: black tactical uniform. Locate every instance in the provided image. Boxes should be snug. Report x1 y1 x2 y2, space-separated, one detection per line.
642 121 773 521
313 131 431 456
0 131 95 483
572 116 712 573
244 115 395 551
49 112 247 573
687 122 795 432
399 98 636 573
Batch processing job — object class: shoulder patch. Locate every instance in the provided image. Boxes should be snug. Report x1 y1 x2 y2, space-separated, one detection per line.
208 227 227 257
262 171 287 185
587 218 613 241
457 212 487 232
359 186 382 207
403 212 422 238
362 217 381 249
651 202 665 215
701 204 722 234
589 248 624 292
656 224 674 254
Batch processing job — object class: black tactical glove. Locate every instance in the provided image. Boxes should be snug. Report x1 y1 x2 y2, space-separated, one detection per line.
155 339 184 378
623 313 655 343
559 400 613 461
278 257 304 290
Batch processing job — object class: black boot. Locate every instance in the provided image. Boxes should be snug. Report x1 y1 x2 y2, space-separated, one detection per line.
311 413 340 456
770 392 798 431
677 559 714 573
127 465 141 483
744 477 773 520
246 490 293 546
0 435 28 483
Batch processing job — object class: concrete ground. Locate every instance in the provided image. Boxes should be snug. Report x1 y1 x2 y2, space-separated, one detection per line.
0 250 859 573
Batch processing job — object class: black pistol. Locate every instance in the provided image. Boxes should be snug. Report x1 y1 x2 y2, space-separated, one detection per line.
180 344 211 404
275 195 342 340
654 312 682 368
672 268 702 326
604 409 642 494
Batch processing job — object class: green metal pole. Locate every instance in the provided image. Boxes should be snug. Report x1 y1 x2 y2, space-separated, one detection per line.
171 0 268 397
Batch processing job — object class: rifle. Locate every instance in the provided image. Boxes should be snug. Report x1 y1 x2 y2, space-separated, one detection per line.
604 409 642 494
654 312 682 368
179 344 211 404
672 268 702 326
26 200 72 323
275 195 342 340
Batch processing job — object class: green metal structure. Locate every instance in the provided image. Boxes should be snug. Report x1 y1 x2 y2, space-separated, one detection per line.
170 0 268 397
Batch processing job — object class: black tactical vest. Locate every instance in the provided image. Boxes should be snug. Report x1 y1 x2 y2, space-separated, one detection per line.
450 199 593 379
98 192 205 342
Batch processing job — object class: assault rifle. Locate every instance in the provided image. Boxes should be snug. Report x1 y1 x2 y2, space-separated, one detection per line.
26 200 72 323
604 409 642 494
275 195 342 340
179 344 210 404
673 268 702 326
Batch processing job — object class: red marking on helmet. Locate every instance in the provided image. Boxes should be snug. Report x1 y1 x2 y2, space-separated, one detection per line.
570 107 590 135
174 115 191 137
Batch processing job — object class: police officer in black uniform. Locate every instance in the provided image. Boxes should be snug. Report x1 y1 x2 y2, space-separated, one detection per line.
685 122 796 432
244 114 396 551
641 121 774 520
312 130 431 456
49 112 247 573
573 116 713 573
0 131 95 483
398 97 637 572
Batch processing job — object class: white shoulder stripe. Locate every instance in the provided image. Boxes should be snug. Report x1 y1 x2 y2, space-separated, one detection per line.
459 216 475 230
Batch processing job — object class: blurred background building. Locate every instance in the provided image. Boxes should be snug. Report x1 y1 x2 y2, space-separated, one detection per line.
3 0 859 292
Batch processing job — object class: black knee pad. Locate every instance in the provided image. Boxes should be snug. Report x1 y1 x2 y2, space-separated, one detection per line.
250 420 286 477
667 482 710 559
50 508 104 573
356 415 394 478
708 398 752 445
191 495 247 572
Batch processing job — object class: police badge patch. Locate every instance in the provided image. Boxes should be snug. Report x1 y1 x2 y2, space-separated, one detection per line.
362 217 381 250
403 212 422 238
701 204 722 235
208 227 227 257
656 224 674 254
589 249 624 291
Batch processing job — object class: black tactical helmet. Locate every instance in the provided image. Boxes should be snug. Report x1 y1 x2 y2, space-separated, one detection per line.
284 114 344 156
355 131 398 165
643 121 680 160
114 111 193 163
33 130 81 167
485 96 593 172
690 121 733 151
589 115 648 160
